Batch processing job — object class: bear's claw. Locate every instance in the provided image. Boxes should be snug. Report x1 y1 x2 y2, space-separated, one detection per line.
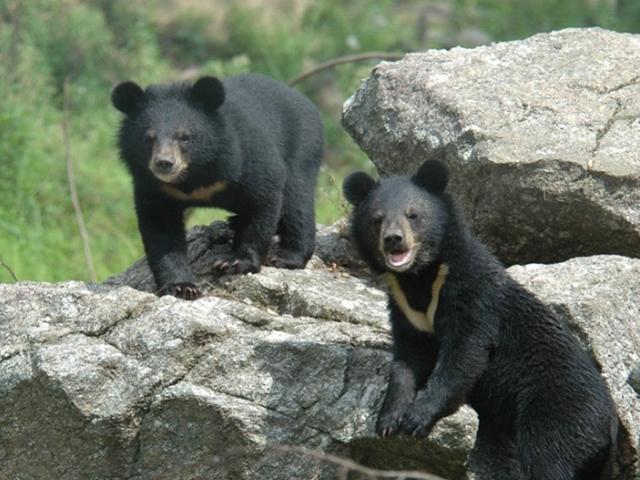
375 412 404 438
399 409 432 438
157 282 202 300
213 254 260 275
269 255 306 269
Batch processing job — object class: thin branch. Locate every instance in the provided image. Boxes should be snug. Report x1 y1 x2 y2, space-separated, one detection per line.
6 0 23 78
0 258 18 282
289 52 405 86
62 78 97 282
269 444 447 480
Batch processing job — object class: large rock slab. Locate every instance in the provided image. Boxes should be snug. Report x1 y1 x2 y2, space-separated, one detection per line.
0 223 474 480
342 28 640 265
1 221 638 479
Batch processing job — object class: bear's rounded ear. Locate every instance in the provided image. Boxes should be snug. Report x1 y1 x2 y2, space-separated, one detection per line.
413 159 449 195
343 171 376 207
112 81 145 115
192 76 225 112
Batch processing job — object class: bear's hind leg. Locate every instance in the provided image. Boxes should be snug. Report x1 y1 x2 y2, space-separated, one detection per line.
516 417 592 480
517 441 573 480
271 176 316 269
214 195 282 275
468 426 523 480
516 393 616 480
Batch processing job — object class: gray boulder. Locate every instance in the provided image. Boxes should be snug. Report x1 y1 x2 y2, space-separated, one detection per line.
342 27 640 265
1 220 639 479
0 223 474 480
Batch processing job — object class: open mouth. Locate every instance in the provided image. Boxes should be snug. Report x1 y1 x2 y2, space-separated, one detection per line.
385 247 416 271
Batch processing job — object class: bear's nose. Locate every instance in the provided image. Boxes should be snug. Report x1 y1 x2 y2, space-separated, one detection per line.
154 159 174 173
383 233 404 250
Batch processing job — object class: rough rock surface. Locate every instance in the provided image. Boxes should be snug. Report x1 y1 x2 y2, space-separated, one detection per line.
342 28 640 265
1 221 639 479
103 221 368 294
0 222 475 480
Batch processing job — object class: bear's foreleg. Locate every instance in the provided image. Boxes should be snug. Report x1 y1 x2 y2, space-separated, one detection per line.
400 330 490 437
377 310 437 437
270 175 317 269
135 193 201 300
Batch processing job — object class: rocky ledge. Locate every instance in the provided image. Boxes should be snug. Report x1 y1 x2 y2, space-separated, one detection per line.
0 222 638 479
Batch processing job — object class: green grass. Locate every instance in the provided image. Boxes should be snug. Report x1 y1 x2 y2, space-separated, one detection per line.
0 0 638 283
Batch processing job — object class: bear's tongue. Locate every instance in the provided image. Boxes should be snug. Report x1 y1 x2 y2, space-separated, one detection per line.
388 249 411 267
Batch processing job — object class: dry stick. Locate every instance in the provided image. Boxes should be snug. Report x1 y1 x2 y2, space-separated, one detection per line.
62 78 97 282
0 258 18 282
7 0 23 77
288 52 405 86
270 444 447 480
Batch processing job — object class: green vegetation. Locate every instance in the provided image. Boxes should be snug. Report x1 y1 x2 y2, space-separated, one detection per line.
1 0 638 282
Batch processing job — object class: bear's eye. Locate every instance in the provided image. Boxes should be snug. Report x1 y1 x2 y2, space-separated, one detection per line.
372 213 384 226
177 132 191 143
406 210 418 220
144 131 156 143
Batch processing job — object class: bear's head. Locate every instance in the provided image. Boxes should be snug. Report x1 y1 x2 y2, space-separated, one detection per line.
112 77 227 184
343 159 449 274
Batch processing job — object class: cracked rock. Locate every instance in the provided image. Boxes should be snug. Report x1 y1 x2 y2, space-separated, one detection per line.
0 235 476 480
342 27 640 265
1 218 639 479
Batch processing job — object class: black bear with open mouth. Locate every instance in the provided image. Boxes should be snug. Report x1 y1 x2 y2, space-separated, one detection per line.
344 159 618 480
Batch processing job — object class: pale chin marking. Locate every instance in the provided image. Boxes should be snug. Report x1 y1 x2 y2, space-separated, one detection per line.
153 172 178 183
151 167 187 184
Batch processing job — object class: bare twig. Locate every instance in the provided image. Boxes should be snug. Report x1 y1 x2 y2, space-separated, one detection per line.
0 257 18 282
154 441 448 479
62 78 97 282
289 52 405 86
269 444 447 480
6 0 23 78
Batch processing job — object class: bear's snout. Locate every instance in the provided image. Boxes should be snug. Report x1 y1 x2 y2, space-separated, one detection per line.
150 140 188 183
383 232 404 251
379 220 417 271
154 157 175 174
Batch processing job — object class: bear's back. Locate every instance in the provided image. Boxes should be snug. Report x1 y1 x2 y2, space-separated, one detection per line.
222 74 323 165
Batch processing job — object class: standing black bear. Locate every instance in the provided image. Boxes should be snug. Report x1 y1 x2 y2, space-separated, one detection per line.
343 160 618 480
112 74 323 299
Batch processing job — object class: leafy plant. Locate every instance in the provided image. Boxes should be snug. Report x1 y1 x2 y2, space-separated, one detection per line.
0 0 639 282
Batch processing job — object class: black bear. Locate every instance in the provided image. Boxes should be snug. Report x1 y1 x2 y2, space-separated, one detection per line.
112 74 323 299
343 159 618 480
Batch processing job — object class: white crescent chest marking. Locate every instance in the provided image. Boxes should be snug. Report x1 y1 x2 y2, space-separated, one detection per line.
161 181 227 202
384 264 449 333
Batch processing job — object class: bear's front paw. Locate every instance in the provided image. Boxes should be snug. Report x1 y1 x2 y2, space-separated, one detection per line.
376 410 406 438
157 282 202 300
400 406 435 438
269 251 306 270
213 254 260 275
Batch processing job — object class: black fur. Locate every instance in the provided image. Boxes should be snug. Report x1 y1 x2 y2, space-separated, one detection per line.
343 171 376 207
113 74 324 298
344 160 618 480
112 81 144 114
